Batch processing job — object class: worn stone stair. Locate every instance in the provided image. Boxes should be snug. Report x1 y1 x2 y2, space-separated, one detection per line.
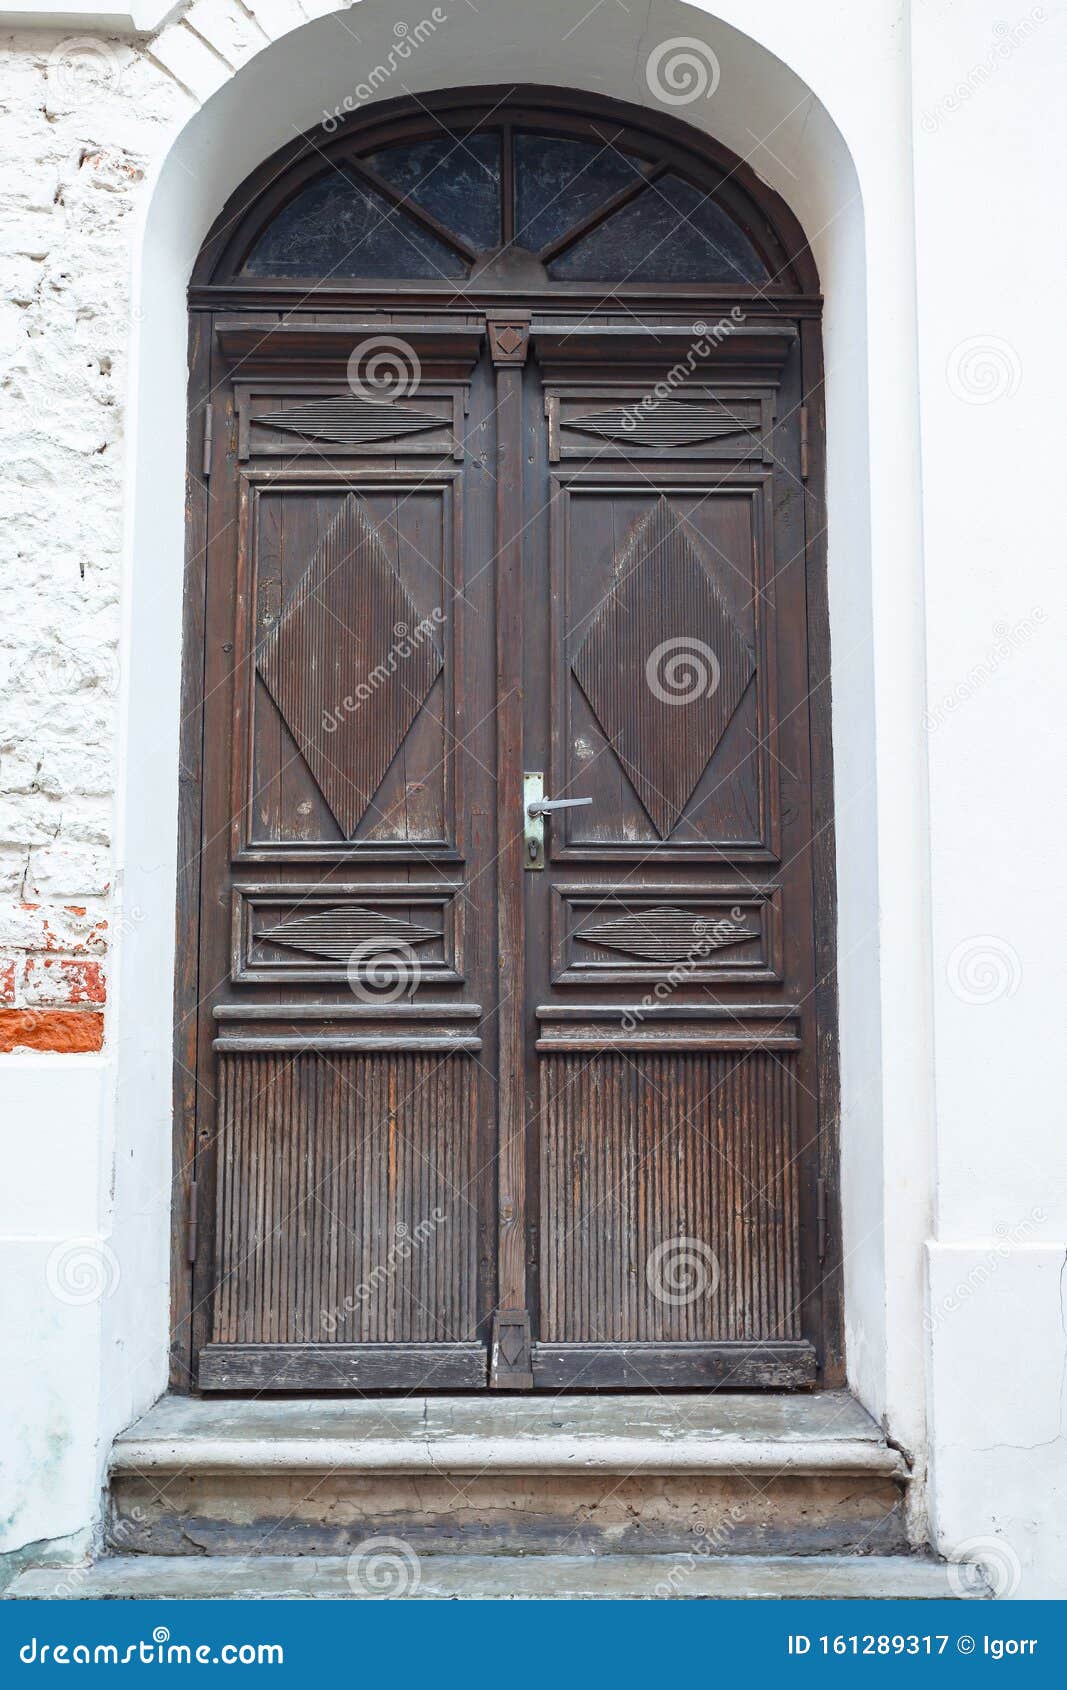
103 1391 910 1560
6 1392 982 1600
9 1552 966 1601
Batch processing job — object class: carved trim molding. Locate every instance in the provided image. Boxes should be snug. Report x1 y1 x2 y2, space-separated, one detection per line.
486 313 531 367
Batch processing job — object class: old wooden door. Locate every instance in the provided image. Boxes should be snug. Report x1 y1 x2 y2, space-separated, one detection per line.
177 91 837 1394
492 319 821 1388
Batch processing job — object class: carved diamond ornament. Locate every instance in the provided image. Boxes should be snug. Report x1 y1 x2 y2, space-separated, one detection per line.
260 396 441 447
578 905 758 963
257 906 437 961
257 494 442 836
566 401 754 451
572 498 755 837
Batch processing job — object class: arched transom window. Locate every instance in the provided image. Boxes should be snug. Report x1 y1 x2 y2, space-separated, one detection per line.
202 93 811 293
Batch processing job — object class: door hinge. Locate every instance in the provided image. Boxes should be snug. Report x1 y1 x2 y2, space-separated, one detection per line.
187 1178 199 1264
816 1176 828 1264
202 404 213 479
799 403 809 482
489 1307 533 1388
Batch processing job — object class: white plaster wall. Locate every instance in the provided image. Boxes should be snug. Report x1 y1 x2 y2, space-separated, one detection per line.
0 1057 108 1549
911 0 1067 1600
1 0 1058 1596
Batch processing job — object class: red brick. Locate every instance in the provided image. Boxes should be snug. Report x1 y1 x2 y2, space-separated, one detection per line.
0 1009 104 1053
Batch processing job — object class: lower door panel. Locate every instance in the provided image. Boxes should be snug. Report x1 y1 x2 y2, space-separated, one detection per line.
200 1048 487 1391
535 1048 816 1388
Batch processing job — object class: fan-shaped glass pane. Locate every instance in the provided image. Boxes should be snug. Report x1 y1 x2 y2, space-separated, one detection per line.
365 132 501 252
242 170 467 279
514 133 646 251
549 173 769 283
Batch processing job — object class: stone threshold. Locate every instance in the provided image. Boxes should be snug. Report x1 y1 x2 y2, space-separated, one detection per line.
111 1389 904 1479
7 1552 969 1602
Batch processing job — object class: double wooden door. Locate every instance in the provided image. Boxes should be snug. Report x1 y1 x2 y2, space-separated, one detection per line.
182 308 832 1392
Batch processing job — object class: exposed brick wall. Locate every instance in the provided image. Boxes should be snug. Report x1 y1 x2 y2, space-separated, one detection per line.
0 900 107 1050
0 2 357 1052
0 31 154 1052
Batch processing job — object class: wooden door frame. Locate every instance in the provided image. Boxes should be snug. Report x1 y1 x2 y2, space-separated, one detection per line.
170 86 841 1393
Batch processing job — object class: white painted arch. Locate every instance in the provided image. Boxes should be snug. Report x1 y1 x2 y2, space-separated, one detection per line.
105 0 930 1540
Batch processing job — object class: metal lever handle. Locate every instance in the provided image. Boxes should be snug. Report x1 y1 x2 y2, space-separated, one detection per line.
523 772 590 870
526 795 593 818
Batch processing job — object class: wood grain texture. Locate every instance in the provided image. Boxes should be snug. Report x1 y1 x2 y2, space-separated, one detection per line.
532 1341 815 1389
488 314 532 1351
211 1050 480 1348
566 401 756 450
255 905 437 961
176 90 839 1394
199 1343 486 1391
539 1051 801 1347
571 497 756 838
259 396 443 446
576 904 758 963
256 492 442 837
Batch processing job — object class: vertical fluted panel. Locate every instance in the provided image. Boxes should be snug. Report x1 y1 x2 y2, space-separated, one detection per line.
539 1051 800 1343
212 1052 478 1345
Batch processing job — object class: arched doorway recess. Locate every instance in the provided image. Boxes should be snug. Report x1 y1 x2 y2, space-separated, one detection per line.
174 87 839 1394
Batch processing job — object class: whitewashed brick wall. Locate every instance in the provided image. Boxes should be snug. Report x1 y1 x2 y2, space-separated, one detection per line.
0 3 346 1048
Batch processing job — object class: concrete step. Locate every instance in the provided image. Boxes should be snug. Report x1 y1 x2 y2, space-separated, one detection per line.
108 1392 910 1559
7 1552 972 1602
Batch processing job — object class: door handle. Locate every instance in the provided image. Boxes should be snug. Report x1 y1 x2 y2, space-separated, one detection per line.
526 796 593 818
523 772 591 870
